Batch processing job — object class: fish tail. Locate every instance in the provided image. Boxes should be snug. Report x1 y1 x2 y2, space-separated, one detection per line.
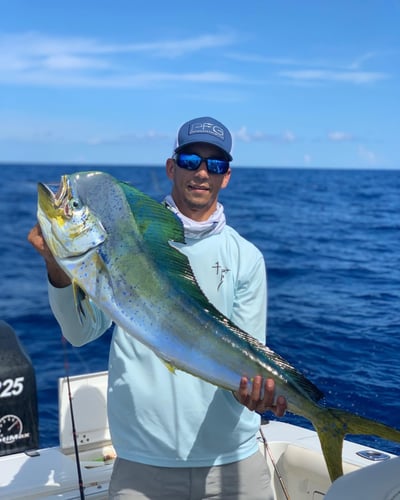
312 407 400 483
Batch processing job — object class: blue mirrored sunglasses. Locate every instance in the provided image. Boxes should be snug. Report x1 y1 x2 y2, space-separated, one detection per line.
174 153 230 174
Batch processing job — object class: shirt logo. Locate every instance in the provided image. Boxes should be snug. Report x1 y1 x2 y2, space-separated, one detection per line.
212 261 230 290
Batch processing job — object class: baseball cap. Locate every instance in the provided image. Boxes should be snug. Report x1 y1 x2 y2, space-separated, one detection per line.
174 116 233 161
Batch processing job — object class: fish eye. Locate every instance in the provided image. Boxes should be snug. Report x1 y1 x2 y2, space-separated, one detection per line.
64 198 83 217
68 197 83 210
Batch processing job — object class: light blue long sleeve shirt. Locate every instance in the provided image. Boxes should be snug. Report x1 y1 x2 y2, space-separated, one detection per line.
49 223 267 467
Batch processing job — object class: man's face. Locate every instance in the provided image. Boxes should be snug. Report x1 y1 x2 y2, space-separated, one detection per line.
166 143 231 221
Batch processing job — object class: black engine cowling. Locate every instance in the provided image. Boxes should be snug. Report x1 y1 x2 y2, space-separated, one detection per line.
0 320 39 456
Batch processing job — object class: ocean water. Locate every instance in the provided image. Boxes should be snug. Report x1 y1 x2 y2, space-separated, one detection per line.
1 163 400 454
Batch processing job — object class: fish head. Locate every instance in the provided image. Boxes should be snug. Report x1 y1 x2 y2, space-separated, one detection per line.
37 172 107 259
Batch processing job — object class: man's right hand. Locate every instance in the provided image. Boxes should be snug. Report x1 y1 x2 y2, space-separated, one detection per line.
27 223 71 288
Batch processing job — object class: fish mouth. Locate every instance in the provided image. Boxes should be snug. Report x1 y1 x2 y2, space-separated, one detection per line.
38 175 70 216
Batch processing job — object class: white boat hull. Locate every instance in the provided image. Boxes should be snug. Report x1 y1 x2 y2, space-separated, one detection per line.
1 371 398 500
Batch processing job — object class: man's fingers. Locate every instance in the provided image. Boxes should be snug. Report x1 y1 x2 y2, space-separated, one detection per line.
262 378 275 408
236 376 287 416
274 395 287 417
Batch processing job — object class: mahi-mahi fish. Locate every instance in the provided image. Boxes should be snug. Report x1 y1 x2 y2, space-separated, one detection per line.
37 171 400 482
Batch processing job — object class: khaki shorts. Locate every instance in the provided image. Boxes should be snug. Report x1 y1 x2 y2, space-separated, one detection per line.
109 451 273 499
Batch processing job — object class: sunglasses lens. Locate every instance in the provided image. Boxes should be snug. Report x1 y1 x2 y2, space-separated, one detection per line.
206 159 229 174
176 154 202 170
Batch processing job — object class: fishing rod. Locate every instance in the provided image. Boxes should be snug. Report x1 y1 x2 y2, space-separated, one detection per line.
259 425 290 500
62 337 86 500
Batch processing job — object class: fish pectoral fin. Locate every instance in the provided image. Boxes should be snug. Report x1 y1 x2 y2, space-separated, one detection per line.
72 281 95 324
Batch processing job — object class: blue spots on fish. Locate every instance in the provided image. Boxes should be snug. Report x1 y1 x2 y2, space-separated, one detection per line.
99 246 110 265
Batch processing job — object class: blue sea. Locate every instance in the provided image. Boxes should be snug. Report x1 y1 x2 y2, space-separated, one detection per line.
1 163 400 454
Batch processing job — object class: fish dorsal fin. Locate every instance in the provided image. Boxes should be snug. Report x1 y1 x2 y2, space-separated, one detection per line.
119 181 235 320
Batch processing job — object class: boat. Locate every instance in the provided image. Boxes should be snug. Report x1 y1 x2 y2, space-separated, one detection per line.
1 320 399 499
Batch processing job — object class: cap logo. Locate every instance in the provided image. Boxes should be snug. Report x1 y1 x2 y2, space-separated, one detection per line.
189 121 225 141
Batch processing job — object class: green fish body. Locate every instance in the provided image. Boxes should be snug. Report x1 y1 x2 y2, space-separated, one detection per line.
37 171 400 482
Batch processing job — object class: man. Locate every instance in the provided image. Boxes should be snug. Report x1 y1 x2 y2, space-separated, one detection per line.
28 116 286 499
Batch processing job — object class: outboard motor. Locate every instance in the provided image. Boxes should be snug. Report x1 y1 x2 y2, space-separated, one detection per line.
0 320 39 456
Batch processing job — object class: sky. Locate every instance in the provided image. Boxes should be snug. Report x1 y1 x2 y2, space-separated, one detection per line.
1 0 399 168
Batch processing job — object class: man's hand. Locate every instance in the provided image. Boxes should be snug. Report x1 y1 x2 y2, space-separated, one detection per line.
28 223 54 261
235 376 287 417
27 223 71 288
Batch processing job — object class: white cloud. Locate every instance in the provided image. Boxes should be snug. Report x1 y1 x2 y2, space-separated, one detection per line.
328 131 355 142
348 51 378 70
0 32 391 91
227 52 308 66
282 130 296 143
280 69 387 84
0 31 234 59
0 67 237 88
235 126 251 142
228 50 390 85
234 126 296 144
358 145 378 165
43 54 109 70
0 31 237 87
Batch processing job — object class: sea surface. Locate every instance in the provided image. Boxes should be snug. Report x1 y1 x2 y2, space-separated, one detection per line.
1 163 400 454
